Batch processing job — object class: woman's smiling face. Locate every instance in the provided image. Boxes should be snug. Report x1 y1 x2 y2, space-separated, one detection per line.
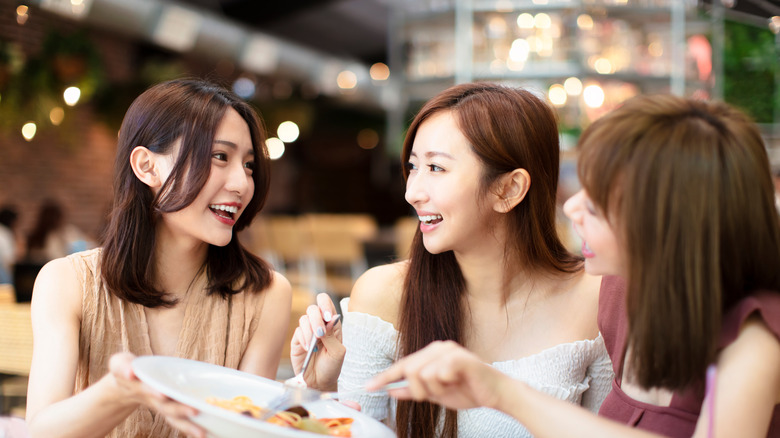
404 110 500 256
563 189 626 277
156 107 256 248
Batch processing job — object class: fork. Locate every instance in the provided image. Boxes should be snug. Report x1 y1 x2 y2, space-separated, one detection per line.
259 380 410 421
284 314 341 388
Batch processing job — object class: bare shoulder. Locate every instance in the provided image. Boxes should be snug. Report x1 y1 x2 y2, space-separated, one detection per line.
723 314 780 402
30 257 82 323
252 270 292 307
348 261 407 326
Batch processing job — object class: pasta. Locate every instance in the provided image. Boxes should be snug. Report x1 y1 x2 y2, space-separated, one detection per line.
206 395 354 437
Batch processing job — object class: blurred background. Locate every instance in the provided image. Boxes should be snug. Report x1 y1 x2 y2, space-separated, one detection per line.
1 0 780 414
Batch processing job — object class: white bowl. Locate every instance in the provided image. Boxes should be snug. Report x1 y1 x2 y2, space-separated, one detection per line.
132 356 395 438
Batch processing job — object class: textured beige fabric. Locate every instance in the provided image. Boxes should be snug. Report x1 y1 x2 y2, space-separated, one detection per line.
68 248 263 438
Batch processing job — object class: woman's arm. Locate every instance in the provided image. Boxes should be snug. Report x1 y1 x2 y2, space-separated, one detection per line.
370 338 778 438
25 258 200 437
695 315 780 438
239 271 292 379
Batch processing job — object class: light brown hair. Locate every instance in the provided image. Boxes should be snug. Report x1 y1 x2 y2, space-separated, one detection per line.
397 83 582 437
578 94 780 389
101 79 273 307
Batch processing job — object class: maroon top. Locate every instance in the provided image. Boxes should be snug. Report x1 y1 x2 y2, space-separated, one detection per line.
598 276 780 437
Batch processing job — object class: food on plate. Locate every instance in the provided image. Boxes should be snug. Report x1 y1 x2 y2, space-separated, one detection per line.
206 395 353 437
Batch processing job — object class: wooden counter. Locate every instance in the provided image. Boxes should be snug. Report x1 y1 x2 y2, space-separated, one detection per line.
0 285 32 376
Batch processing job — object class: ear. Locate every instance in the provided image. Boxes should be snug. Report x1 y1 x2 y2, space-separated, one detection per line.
129 146 162 188
493 168 530 213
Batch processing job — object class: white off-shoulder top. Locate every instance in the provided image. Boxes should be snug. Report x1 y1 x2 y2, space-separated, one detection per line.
338 298 613 437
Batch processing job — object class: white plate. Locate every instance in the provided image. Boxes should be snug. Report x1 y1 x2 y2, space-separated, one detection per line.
132 356 395 438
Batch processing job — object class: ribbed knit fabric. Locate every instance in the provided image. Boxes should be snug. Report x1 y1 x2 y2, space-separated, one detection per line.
68 248 263 438
338 297 613 437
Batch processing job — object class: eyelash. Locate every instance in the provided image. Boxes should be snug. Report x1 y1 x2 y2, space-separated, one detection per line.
404 162 443 172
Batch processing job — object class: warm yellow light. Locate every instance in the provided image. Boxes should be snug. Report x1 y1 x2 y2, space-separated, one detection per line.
71 0 83 5
577 14 594 30
563 77 583 96
648 41 663 57
63 87 81 106
594 58 613 74
16 5 29 24
534 13 551 29
336 70 357 89
509 39 530 62
548 84 567 106
357 129 379 150
49 107 65 125
277 121 300 143
265 137 285 160
21 122 36 141
369 62 390 81
583 85 605 108
516 13 534 29
16 5 28 15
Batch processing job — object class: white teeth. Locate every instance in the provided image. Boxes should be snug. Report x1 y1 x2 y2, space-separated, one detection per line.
418 214 443 225
209 204 238 214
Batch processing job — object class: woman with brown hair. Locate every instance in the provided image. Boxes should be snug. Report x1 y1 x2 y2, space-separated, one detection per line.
291 83 612 437
25 79 291 438
368 95 780 437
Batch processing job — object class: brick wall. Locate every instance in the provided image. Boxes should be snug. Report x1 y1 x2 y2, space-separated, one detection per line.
0 0 139 240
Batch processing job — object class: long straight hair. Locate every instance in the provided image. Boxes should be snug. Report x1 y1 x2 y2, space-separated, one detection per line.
397 83 582 437
101 79 273 307
578 95 780 389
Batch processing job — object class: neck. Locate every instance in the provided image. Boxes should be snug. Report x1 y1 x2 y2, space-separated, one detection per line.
153 229 208 300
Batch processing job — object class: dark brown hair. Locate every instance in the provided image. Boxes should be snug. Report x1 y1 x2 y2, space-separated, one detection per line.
577 94 780 389
397 83 582 437
100 79 273 307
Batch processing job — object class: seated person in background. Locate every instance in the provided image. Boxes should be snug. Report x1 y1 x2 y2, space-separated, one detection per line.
0 205 20 284
24 199 95 265
368 94 780 438
291 83 613 438
25 79 291 438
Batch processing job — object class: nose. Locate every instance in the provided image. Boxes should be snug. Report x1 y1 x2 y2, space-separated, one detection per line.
404 173 428 206
562 189 584 224
226 161 252 198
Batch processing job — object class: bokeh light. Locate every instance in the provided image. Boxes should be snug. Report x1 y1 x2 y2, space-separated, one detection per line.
563 77 583 96
21 122 36 141
49 107 65 126
336 70 357 89
265 137 285 160
548 84 567 106
63 87 81 106
277 121 300 143
583 84 605 108
369 63 390 81
357 129 379 150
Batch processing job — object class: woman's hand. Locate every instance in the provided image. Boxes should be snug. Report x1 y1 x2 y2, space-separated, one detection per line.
108 353 207 438
290 293 345 391
365 341 510 411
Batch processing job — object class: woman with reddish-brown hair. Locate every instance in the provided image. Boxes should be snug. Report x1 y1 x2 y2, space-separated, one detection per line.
368 95 780 437
25 79 291 438
291 82 612 437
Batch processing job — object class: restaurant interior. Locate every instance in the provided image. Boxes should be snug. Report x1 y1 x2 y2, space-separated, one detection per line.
1 0 779 421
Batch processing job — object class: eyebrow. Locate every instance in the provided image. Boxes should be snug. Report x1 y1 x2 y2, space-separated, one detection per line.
214 139 255 155
409 151 455 160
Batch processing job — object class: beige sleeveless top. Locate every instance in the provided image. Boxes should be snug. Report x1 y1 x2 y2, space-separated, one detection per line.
68 248 265 438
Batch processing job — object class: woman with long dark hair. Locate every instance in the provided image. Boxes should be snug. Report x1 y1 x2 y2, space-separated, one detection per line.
291 83 612 437
25 79 291 438
369 95 780 437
